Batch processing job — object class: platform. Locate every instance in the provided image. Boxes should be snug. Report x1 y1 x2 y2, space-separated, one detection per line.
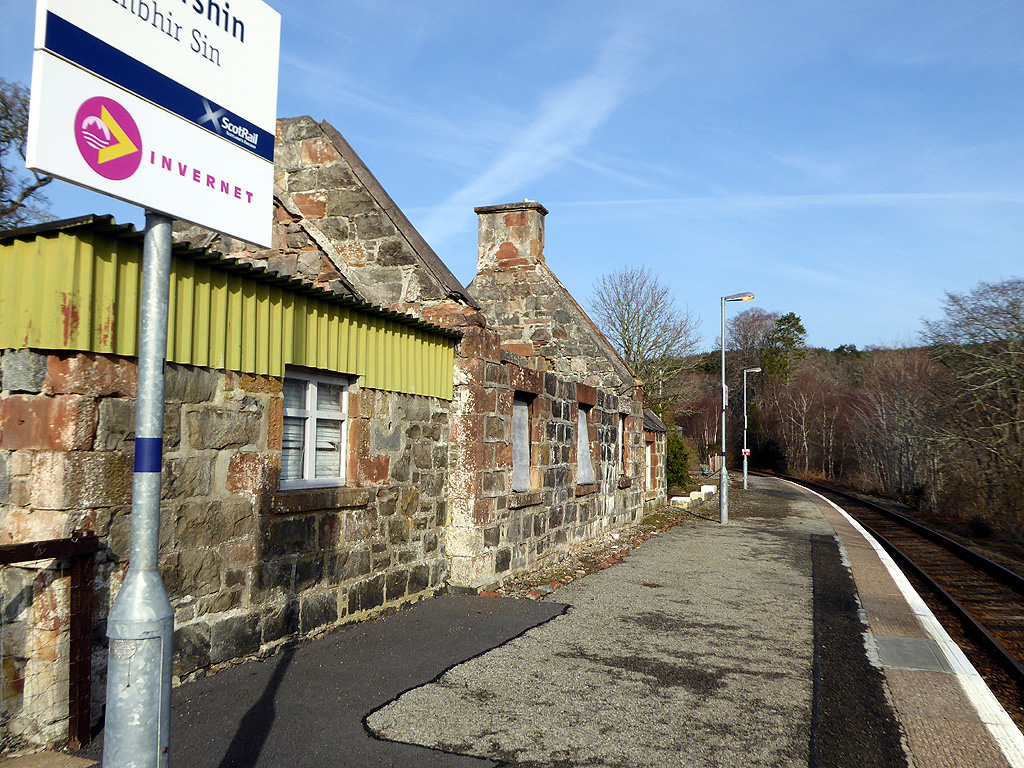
9 475 1024 767
366 476 1024 767
806 481 1024 767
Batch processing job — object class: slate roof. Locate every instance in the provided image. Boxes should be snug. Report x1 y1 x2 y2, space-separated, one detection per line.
643 408 668 434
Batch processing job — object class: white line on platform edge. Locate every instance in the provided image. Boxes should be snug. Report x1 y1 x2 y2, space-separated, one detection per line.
791 481 1024 768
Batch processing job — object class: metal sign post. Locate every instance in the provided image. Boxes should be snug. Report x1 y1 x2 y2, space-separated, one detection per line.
102 213 174 768
26 2 279 759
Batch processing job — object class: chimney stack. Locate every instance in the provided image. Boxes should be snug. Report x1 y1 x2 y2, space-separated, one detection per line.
474 200 548 274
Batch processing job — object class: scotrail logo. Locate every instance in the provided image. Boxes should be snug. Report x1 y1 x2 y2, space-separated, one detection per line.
74 97 143 181
198 98 260 152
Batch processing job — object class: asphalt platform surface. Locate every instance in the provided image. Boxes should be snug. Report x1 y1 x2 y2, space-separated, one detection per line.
66 476 1015 767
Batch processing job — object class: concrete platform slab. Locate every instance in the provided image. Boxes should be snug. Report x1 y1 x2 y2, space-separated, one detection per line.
874 636 955 673
884 668 986 722
866 609 932 638
899 713 1009 768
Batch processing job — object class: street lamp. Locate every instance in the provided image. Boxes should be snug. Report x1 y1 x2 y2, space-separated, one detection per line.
720 291 754 524
742 367 762 490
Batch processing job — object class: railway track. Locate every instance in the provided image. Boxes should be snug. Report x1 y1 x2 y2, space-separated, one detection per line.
770 474 1024 705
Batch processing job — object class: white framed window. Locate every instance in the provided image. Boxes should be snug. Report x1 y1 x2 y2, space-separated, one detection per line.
281 371 350 489
576 405 595 485
512 393 533 492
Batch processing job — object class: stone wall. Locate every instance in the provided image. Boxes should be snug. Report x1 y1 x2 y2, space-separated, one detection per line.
0 349 451 747
446 325 646 590
1 349 138 747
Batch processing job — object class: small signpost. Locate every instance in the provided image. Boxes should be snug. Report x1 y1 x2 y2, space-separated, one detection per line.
26 2 280 766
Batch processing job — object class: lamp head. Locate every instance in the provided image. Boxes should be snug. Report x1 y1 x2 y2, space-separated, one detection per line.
724 292 755 302
746 367 762 373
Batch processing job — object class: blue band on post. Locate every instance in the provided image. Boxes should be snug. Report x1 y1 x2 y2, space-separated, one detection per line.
134 437 163 474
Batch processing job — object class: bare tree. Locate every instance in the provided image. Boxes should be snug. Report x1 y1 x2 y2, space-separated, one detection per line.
921 278 1024 530
674 381 721 472
1 78 52 228
726 307 778 372
847 348 944 504
726 308 806 380
590 265 700 406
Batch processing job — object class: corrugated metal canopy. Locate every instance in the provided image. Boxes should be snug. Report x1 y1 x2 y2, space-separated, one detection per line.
0 216 459 400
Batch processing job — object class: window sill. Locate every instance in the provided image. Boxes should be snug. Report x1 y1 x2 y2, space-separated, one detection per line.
508 491 544 509
271 486 372 515
575 483 598 497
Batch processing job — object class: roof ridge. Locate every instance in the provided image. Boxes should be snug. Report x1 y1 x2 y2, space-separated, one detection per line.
317 120 480 310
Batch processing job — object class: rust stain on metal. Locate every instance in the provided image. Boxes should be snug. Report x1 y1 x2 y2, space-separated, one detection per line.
61 292 81 345
99 302 115 347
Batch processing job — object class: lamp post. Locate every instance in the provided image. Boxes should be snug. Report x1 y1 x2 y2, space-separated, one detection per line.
720 292 754 524
742 367 761 490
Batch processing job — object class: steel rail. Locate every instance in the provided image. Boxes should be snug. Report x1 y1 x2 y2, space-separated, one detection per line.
856 515 1024 685
775 474 1024 595
765 472 1024 686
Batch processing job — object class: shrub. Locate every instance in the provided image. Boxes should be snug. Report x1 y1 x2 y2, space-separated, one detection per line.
666 431 691 491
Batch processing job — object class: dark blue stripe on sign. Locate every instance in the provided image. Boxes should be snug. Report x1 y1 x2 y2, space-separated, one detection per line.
134 437 163 473
44 12 274 162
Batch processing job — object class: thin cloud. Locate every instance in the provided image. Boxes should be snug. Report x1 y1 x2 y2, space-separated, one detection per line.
278 54 530 175
279 55 471 140
417 26 644 245
550 191 1024 211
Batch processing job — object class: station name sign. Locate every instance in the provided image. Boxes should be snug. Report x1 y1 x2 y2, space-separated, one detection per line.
27 0 281 247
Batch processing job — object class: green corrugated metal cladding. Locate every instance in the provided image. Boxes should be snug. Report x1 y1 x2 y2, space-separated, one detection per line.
0 221 456 400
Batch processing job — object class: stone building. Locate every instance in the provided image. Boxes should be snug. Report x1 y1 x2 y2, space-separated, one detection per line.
470 201 637 392
0 215 459 746
0 118 667 748
444 201 666 589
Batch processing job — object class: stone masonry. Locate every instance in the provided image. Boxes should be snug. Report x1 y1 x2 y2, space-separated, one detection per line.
445 319 646 591
1 349 451 747
470 201 638 392
175 117 477 319
1 120 669 748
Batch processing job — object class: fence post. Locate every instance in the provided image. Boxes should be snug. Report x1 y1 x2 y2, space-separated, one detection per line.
68 533 95 752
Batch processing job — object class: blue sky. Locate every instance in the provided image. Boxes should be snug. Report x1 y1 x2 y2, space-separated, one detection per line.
4 1 1023 350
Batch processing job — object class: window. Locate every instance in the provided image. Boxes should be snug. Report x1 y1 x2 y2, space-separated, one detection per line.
617 414 626 476
576 405 595 485
645 438 654 490
512 393 533 492
281 371 350 488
